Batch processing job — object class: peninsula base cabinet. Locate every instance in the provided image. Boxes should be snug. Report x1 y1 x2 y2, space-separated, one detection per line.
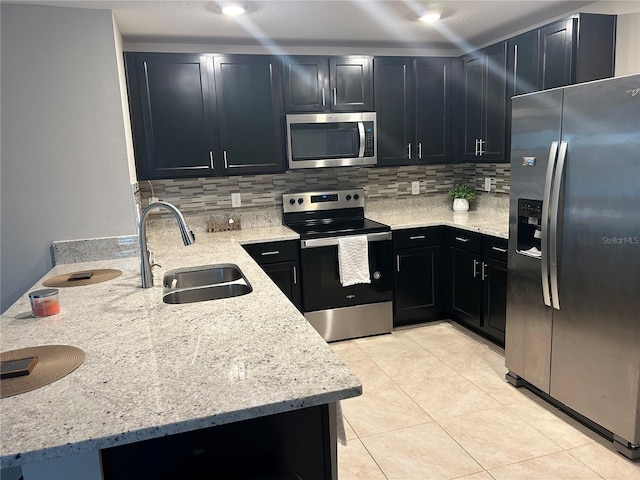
392 227 444 327
243 240 302 312
445 228 507 345
101 403 338 480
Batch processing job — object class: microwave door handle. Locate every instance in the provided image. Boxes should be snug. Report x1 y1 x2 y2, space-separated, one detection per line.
358 121 365 158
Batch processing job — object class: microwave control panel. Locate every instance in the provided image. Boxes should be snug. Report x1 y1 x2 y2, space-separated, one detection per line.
364 122 375 157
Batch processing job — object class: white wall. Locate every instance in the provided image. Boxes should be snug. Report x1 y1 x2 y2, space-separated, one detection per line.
614 13 640 75
0 4 137 312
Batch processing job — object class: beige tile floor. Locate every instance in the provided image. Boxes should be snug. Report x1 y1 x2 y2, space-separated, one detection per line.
331 321 640 480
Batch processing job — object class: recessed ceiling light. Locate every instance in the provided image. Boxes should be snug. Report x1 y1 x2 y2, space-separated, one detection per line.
222 4 246 16
419 11 442 23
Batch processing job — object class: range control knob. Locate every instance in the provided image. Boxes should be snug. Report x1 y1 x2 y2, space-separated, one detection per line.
353 193 360 200
346 194 352 201
289 198 296 205
297 198 304 204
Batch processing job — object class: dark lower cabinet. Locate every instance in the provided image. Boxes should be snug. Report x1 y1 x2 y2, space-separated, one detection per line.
101 403 336 480
243 240 302 311
445 228 507 345
393 227 443 327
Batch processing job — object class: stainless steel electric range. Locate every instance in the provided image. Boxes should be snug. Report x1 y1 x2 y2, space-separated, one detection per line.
283 189 392 342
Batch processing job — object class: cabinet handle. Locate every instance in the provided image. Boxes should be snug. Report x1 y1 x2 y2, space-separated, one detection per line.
261 250 280 256
418 142 422 160
475 139 479 156
209 150 214 169
455 236 470 243
409 235 426 240
293 265 297 285
492 246 508 253
321 88 326 107
479 139 485 156
396 254 401 272
482 262 487 280
223 150 228 169
473 259 479 278
407 143 412 160
332 87 337 106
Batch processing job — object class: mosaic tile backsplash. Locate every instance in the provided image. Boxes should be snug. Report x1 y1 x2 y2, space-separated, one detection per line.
139 163 510 229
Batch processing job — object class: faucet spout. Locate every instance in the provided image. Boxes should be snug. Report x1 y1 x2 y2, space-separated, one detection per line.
139 201 195 288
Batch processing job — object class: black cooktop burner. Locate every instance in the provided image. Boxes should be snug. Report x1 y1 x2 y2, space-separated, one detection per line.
286 217 389 240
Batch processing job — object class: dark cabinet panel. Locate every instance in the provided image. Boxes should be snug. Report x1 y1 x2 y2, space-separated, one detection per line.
243 240 302 311
284 56 372 112
540 19 575 90
450 247 483 328
125 53 217 180
374 57 413 166
482 258 507 344
214 55 284 175
460 51 484 160
374 57 450 166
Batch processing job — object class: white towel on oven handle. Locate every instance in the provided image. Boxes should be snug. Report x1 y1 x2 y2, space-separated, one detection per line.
338 235 371 286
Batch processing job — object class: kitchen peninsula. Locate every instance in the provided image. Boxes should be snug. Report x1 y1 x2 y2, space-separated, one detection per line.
0 227 361 480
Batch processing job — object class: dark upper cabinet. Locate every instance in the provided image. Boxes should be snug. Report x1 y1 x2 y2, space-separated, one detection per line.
125 53 284 180
540 14 616 90
125 53 218 180
214 55 285 175
457 42 507 163
283 56 373 112
374 57 450 166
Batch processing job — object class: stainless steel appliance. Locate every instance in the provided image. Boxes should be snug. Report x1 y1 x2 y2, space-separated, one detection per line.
285 112 377 169
506 74 640 459
283 189 392 341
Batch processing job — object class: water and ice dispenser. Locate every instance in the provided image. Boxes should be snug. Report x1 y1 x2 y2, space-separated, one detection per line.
516 199 542 257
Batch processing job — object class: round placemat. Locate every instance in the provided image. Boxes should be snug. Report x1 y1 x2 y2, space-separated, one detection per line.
43 269 122 287
1 345 85 398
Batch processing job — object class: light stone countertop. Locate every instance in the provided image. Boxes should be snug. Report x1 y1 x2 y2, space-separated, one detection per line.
367 207 509 239
0 230 361 469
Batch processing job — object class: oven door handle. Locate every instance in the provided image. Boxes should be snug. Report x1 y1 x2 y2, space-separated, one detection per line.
301 232 391 249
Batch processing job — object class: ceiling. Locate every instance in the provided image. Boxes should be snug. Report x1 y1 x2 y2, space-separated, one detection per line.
7 1 628 54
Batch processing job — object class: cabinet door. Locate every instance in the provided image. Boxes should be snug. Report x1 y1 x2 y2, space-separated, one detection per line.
481 42 507 162
261 261 302 312
460 52 484 161
481 258 507 344
214 55 284 175
283 56 329 112
450 247 482 328
394 246 440 327
540 18 575 90
330 56 373 111
415 58 450 163
374 57 413 166
126 53 217 180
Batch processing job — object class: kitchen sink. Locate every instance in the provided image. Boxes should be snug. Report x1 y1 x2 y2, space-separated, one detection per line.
162 264 252 304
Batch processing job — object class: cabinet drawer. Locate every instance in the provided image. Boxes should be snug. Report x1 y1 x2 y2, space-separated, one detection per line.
483 236 508 262
445 228 482 253
393 227 441 249
242 240 298 265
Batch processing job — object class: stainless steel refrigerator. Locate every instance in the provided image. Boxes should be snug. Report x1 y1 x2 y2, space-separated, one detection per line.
505 74 640 459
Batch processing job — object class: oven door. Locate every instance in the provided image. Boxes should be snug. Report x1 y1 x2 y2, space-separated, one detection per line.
300 232 392 312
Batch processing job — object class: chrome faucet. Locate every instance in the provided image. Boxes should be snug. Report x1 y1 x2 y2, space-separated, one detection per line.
139 201 195 288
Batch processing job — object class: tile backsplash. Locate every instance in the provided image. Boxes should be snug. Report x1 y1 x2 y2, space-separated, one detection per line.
139 163 510 229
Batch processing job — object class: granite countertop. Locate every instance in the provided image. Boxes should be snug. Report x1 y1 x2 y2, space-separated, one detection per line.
366 207 509 239
0 228 361 469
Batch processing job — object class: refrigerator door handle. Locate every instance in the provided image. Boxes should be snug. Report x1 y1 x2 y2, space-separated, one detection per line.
549 141 568 310
541 141 559 307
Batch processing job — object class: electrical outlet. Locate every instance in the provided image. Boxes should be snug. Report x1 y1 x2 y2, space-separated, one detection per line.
231 193 242 208
484 177 492 192
411 181 420 195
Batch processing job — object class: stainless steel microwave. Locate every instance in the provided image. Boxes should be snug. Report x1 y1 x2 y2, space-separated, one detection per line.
286 112 377 169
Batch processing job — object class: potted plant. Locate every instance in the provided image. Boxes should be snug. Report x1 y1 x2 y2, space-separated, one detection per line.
447 184 476 212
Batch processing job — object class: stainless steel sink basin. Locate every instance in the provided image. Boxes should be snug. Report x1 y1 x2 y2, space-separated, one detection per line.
162 264 252 304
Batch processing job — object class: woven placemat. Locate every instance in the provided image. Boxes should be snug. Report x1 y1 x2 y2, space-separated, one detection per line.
43 269 122 288
1 345 85 398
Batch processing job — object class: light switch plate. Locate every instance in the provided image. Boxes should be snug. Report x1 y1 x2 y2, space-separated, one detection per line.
484 178 492 192
411 181 420 195
231 193 241 208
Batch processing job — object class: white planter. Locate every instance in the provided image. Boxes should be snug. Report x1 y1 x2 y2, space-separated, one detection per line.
452 198 469 212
